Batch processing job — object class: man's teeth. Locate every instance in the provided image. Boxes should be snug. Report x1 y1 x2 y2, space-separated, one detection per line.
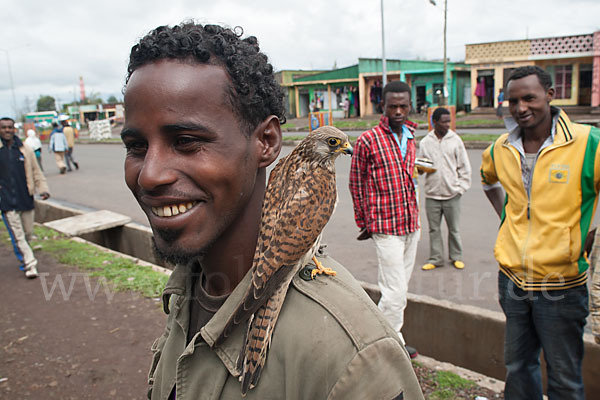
151 202 196 217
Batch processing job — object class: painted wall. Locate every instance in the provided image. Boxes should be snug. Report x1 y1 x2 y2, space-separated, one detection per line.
538 58 592 106
469 61 533 108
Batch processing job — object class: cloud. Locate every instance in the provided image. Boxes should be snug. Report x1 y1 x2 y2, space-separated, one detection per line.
1 0 599 117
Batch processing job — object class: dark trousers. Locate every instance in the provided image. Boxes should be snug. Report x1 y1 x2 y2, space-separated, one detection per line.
65 147 77 171
498 271 588 400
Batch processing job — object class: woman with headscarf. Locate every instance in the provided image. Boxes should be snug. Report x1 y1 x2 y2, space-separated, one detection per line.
24 129 43 171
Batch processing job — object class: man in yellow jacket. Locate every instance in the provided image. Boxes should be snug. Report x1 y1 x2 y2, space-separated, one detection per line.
481 66 599 400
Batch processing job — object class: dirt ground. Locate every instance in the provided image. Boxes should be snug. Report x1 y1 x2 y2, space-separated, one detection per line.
0 243 165 399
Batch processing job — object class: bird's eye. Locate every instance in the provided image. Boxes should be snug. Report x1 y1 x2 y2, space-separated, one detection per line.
328 138 340 146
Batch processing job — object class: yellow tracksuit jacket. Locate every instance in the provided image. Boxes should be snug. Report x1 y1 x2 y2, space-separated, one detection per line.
481 110 600 290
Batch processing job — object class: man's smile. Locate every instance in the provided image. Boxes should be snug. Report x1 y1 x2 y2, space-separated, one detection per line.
517 114 533 123
151 201 198 217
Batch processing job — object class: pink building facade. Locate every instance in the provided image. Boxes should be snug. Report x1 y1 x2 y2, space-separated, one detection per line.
466 31 600 109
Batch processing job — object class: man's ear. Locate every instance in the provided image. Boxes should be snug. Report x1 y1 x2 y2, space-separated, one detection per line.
253 115 282 168
546 87 555 103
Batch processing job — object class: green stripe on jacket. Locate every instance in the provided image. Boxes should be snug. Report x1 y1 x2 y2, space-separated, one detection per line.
579 126 600 273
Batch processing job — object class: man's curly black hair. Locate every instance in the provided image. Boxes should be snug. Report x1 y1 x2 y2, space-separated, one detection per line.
126 21 286 133
506 66 553 91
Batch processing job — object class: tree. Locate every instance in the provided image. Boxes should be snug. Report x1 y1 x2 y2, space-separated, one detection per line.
82 91 103 105
37 95 56 112
106 95 119 104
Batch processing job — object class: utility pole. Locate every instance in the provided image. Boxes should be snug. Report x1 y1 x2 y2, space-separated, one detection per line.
442 0 448 105
1 49 18 116
380 0 387 87
430 0 448 105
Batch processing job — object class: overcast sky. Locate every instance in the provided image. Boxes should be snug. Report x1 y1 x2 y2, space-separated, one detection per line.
2 0 599 117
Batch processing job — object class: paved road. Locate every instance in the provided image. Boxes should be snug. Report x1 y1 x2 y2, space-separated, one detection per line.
40 142 505 312
284 127 506 138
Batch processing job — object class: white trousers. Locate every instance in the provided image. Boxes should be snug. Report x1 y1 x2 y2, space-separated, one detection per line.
372 230 420 341
2 210 37 270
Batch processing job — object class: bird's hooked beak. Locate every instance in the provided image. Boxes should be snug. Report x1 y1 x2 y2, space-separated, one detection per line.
337 141 353 155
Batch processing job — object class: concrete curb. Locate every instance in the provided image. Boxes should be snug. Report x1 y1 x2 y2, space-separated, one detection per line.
41 222 505 394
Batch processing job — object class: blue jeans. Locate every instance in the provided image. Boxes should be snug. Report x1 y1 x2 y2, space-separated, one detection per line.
498 272 588 400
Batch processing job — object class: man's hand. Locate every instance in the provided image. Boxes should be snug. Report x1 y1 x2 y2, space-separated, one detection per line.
357 228 371 241
39 192 50 200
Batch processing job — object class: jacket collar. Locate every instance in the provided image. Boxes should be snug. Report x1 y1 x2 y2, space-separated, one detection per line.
0 135 23 150
427 129 458 141
161 261 255 378
504 106 574 147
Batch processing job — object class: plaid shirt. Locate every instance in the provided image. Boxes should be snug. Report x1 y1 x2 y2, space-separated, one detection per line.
349 115 419 236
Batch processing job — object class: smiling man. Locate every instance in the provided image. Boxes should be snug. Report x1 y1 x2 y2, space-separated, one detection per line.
122 22 423 400
349 81 420 357
481 66 600 399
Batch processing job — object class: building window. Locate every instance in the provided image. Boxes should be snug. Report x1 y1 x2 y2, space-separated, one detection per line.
503 68 515 90
554 65 572 99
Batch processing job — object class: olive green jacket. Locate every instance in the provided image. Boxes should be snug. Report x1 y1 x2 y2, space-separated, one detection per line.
148 255 424 400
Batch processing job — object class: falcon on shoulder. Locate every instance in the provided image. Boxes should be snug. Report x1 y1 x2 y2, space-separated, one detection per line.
214 125 353 394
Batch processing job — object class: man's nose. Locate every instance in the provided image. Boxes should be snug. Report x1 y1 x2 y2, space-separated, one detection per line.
137 146 177 190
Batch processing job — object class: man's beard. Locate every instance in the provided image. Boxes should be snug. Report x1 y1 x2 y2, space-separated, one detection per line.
152 228 207 267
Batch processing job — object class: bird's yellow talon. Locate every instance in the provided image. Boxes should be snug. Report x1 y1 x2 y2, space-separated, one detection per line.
310 256 337 279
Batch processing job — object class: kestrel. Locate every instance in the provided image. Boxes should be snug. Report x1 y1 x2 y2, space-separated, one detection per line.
214 125 352 394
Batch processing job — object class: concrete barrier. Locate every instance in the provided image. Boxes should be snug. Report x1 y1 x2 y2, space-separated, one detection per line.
35 200 161 266
34 199 600 398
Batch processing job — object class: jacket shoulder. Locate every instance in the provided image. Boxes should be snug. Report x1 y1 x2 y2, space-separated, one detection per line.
19 143 35 155
287 255 400 349
487 133 510 156
277 257 420 399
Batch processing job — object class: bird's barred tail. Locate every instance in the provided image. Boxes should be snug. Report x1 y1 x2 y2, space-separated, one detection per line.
238 283 288 395
214 262 291 346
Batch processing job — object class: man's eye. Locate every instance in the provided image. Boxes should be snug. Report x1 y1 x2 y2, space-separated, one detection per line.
123 141 147 155
174 136 206 151
175 136 195 145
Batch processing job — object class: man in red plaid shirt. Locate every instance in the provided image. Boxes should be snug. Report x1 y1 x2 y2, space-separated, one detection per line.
349 81 420 357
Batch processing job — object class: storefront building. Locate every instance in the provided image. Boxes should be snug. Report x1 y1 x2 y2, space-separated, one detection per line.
275 69 326 120
465 31 600 109
282 58 470 118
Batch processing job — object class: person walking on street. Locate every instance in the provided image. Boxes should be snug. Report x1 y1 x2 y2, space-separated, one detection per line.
349 80 421 358
24 128 43 171
496 88 504 118
419 107 471 271
122 22 424 400
481 66 599 399
49 122 68 174
60 116 79 171
0 117 50 279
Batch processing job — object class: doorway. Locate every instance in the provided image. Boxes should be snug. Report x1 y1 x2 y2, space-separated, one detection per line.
579 64 592 105
476 70 495 107
416 86 426 113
